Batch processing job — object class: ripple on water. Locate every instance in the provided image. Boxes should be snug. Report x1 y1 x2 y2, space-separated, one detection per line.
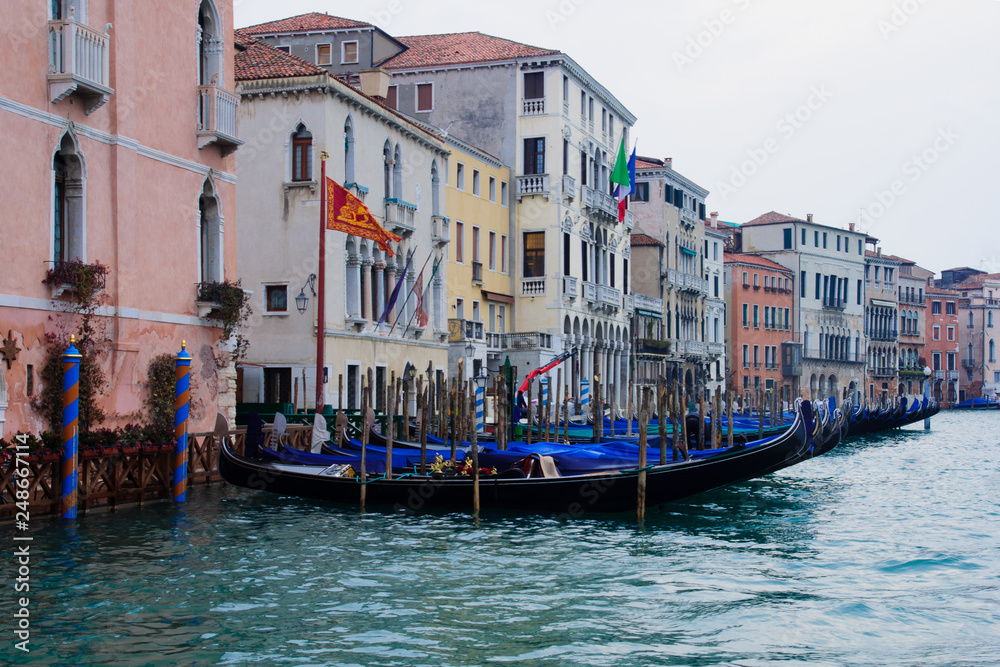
6 412 1000 666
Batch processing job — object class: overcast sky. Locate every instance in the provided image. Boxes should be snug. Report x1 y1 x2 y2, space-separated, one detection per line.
236 0 1000 276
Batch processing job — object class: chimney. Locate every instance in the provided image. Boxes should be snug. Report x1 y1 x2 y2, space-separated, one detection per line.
664 157 673 169
359 68 390 100
806 213 813 223
710 211 719 228
849 222 855 232
877 247 882 257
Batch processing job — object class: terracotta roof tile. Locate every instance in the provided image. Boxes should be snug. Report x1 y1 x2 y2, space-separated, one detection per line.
724 252 793 273
235 34 326 81
240 12 371 35
630 234 662 247
742 211 806 226
636 157 664 169
926 286 961 296
382 32 559 69
952 272 1000 290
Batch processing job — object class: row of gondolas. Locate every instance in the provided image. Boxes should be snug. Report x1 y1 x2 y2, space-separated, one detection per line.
220 395 939 515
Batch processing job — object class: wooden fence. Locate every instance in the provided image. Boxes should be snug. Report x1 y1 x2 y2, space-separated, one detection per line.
0 424 313 520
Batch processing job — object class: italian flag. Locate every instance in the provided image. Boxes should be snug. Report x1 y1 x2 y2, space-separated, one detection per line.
611 137 636 224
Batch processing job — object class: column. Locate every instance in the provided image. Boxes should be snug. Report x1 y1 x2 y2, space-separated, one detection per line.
374 261 386 325
346 254 361 318
384 262 397 325
361 258 372 322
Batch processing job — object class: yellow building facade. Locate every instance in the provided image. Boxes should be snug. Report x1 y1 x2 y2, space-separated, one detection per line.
444 137 514 381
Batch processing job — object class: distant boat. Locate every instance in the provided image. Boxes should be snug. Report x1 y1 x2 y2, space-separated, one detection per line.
952 397 1000 410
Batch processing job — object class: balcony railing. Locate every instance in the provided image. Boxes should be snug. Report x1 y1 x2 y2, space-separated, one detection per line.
962 359 976 370
516 174 550 200
583 281 597 304
635 339 671 356
521 278 546 297
582 186 617 223
872 368 897 378
448 318 484 343
707 342 725 357
822 296 846 311
471 261 483 285
866 328 898 341
48 19 114 114
486 331 552 350
197 85 242 155
624 293 634 313
522 98 545 115
384 199 417 234
679 207 698 228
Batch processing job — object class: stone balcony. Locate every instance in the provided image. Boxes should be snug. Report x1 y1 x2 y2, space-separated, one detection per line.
596 284 622 311
516 174 550 201
197 85 242 156
486 331 553 350
384 199 417 235
48 18 114 114
562 174 576 201
633 293 663 315
522 98 545 116
448 318 485 343
583 185 617 223
431 215 449 247
562 276 579 300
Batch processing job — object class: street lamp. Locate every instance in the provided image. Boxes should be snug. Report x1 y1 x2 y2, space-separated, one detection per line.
405 363 417 382
474 366 488 391
295 273 317 314
465 339 475 359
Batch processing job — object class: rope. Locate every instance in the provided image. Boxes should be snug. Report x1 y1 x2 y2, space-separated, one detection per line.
620 464 655 474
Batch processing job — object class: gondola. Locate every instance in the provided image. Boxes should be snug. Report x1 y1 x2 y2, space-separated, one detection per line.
218 401 814 514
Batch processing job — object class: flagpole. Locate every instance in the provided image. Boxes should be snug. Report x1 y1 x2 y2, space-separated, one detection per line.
401 257 441 337
316 152 329 412
390 248 433 335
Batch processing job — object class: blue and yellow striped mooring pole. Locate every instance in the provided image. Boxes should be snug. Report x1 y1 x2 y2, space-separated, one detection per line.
61 335 82 520
174 340 192 502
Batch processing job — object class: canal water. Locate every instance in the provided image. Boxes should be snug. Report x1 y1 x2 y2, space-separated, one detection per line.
5 411 999 666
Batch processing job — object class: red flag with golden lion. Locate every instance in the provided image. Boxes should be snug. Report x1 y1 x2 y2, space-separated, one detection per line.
326 178 401 256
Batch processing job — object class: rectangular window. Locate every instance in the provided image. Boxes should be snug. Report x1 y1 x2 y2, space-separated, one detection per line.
742 271 749 286
743 375 750 389
932 325 941 341
588 96 594 121
933 352 941 371
563 75 569 102
714 275 719 297
523 231 545 278
455 297 464 320
501 234 508 272
858 239 863 255
742 303 748 327
563 139 569 175
316 43 332 65
784 308 790 328
501 182 509 207
946 301 956 315
385 85 398 109
489 231 497 271
822 232 828 249
416 83 434 112
26 364 33 396
836 235 841 251
783 228 793 249
581 90 586 117
498 304 506 333
456 163 465 190
489 303 496 332
472 226 480 262
857 279 863 305
265 285 288 313
523 137 545 175
275 45 291 54
753 345 760 365
801 271 806 298
473 170 481 196
743 345 749 366
814 231 819 247
489 177 496 202
947 326 955 341
932 301 942 314
455 222 465 263
602 108 607 132
801 228 806 245
563 232 571 276
523 72 544 99
581 240 588 281
341 41 359 64
753 305 759 328
754 273 759 287
764 307 770 329
815 273 821 300
631 182 649 202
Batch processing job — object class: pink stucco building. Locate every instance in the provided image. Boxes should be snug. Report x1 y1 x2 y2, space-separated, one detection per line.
0 0 241 438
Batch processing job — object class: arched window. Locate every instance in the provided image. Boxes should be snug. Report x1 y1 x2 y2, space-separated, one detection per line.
199 178 223 283
969 312 974 328
344 117 355 185
291 124 312 182
991 340 996 363
198 0 223 87
383 141 392 200
968 343 974 362
53 130 86 262
392 144 403 202
989 311 994 328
